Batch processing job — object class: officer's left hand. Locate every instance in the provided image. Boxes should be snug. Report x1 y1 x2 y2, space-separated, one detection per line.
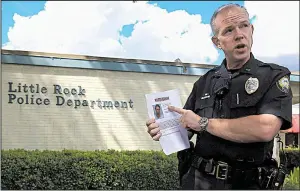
168 105 201 131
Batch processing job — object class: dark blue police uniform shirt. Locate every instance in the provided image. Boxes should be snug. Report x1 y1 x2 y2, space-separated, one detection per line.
184 53 292 165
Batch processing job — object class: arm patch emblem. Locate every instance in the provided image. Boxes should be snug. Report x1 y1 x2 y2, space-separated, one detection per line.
276 76 290 93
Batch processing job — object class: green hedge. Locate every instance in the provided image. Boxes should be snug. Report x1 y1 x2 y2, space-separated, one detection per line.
282 148 300 174
1 149 180 190
283 167 300 190
1 148 299 190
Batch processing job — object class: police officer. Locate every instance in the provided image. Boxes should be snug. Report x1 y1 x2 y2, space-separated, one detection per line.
146 3 292 190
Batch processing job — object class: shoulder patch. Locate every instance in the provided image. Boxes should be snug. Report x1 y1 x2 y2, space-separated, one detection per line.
276 75 290 93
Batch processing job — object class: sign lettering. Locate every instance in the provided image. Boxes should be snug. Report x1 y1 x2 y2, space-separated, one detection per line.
7 82 133 109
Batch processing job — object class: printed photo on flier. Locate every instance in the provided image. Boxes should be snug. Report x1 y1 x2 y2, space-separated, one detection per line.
153 104 164 120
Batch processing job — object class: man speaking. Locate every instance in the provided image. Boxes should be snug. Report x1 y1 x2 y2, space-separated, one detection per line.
146 3 292 190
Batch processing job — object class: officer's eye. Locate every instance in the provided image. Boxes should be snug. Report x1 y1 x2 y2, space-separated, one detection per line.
224 28 233 34
240 23 250 28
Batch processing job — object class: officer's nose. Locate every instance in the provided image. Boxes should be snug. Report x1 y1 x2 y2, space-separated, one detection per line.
234 28 244 41
235 35 244 42
235 34 244 41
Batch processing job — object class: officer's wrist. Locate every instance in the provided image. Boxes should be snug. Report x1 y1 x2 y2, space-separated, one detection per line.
197 117 209 133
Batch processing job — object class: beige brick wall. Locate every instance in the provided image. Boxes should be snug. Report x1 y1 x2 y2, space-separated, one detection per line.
2 63 299 152
2 64 199 151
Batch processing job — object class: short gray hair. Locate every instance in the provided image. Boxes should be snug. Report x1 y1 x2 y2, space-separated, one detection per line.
210 3 249 35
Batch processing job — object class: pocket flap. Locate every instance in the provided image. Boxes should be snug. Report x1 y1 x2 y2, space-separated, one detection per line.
195 97 214 109
230 93 262 108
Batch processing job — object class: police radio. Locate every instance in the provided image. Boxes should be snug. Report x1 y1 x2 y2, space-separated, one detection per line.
214 77 231 97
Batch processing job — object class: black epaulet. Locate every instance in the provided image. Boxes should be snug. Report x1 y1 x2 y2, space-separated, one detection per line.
196 65 220 80
194 65 220 83
268 63 290 72
212 65 222 71
258 61 289 72
206 65 222 74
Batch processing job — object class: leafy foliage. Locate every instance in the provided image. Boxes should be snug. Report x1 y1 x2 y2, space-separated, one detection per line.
283 167 300 190
1 148 299 190
282 148 300 174
1 149 180 190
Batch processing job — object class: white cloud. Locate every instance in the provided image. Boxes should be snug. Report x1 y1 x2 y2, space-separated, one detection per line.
245 1 299 71
3 1 219 64
3 1 299 70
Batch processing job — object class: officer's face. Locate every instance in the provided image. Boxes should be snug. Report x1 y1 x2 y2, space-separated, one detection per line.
212 7 254 64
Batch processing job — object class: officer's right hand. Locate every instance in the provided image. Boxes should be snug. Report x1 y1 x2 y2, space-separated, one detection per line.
146 118 161 141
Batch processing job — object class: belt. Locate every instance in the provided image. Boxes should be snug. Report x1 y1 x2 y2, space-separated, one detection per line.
191 155 232 181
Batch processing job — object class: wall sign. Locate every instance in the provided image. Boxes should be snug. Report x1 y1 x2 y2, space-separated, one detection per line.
7 82 133 109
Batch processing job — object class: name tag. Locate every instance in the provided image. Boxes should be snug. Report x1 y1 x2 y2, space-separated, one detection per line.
201 93 210 100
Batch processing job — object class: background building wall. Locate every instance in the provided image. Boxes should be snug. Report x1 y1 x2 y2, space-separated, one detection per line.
2 50 299 152
2 63 198 151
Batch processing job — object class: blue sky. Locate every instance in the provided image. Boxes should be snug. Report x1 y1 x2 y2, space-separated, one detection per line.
2 1 299 71
2 1 243 45
2 1 243 64
2 1 46 43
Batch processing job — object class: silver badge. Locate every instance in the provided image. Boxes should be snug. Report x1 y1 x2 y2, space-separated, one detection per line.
245 77 259 94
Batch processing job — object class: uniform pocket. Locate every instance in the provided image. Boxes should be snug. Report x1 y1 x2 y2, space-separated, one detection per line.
195 97 214 118
230 93 263 118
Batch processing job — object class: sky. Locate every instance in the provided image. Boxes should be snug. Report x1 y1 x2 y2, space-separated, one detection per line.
2 1 299 71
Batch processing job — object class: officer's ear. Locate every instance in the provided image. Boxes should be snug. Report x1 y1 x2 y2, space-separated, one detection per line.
212 36 221 49
250 24 254 48
251 24 254 34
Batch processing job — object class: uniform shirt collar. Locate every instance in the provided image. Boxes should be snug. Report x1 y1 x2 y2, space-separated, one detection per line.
216 52 258 76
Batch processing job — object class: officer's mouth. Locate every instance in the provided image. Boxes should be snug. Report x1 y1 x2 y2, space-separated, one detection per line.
234 44 247 51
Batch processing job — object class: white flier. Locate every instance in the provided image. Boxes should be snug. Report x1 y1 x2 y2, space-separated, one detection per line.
145 89 190 155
